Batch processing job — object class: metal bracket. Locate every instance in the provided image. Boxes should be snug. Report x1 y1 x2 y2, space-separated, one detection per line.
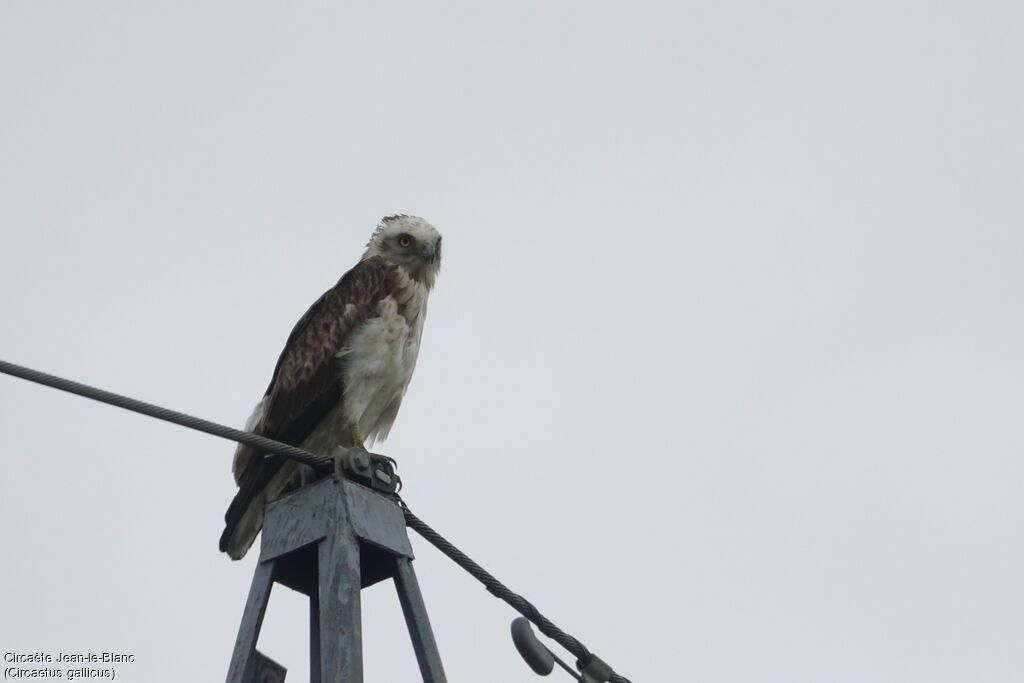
245 650 286 683
332 447 400 494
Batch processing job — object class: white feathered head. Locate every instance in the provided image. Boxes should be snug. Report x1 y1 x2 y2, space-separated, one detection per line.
365 215 442 288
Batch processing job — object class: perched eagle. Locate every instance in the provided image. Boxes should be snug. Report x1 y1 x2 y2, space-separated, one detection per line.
220 215 442 560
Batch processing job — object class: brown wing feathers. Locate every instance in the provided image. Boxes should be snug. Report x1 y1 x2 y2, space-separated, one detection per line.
219 257 395 553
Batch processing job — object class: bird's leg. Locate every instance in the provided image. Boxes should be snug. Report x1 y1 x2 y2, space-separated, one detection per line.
350 425 367 451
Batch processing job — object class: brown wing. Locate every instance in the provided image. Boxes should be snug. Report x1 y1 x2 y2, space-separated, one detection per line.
219 256 395 553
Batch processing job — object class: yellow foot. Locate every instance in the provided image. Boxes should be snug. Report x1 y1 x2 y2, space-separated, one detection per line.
350 425 367 451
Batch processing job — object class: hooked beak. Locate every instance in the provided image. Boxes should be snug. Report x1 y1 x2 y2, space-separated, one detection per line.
421 242 437 264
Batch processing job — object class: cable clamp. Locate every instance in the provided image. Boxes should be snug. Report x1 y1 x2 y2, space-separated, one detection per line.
330 447 401 494
578 654 613 683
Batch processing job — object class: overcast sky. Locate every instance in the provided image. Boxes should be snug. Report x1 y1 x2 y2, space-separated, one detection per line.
1 2 1022 682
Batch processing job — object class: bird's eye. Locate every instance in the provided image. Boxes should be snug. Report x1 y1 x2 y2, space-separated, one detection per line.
398 235 412 248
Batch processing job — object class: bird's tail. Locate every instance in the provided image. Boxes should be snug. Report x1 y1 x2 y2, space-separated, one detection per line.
219 457 299 560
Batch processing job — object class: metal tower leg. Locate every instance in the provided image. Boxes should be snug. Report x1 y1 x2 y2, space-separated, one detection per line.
314 531 363 682
394 557 447 681
225 476 447 683
226 562 278 682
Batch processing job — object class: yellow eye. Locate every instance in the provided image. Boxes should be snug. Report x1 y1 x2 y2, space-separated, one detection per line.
399 236 412 248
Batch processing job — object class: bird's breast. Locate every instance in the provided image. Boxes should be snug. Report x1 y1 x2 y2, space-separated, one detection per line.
337 281 429 441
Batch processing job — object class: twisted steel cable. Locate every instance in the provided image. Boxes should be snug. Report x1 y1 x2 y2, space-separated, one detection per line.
0 359 332 469
1 357 632 683
401 503 632 683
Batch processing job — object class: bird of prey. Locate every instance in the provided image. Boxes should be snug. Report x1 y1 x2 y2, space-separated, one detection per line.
219 215 442 560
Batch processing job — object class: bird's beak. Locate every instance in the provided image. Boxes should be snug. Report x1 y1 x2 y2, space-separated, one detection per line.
421 243 436 264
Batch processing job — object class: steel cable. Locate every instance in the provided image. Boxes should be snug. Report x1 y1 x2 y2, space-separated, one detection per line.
0 359 332 469
1 357 632 682
401 503 632 683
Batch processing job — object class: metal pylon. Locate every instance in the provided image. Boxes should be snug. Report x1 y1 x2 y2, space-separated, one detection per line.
225 475 446 683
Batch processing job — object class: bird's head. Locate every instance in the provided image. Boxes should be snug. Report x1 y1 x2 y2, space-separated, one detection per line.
364 215 442 288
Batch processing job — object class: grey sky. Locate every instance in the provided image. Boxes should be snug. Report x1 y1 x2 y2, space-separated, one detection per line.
1 2 1022 682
